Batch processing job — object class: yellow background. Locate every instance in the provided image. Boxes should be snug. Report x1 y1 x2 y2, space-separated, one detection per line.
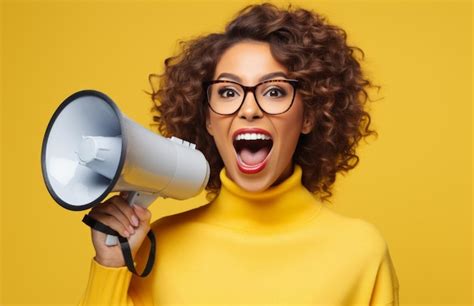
1 0 472 305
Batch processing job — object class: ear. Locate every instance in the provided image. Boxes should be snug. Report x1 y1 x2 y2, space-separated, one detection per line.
301 112 315 135
205 114 214 136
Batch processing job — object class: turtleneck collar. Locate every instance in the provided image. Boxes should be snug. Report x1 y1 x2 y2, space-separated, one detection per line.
200 164 323 234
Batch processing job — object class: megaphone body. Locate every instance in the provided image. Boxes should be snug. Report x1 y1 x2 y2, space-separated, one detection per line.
41 90 210 245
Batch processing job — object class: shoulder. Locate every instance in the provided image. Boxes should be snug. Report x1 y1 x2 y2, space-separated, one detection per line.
350 217 389 255
319 206 389 259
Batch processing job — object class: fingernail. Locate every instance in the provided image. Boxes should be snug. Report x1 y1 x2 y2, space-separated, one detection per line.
131 215 139 227
128 225 135 234
123 230 130 238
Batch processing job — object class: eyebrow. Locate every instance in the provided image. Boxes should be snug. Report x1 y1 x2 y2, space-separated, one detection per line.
216 71 289 83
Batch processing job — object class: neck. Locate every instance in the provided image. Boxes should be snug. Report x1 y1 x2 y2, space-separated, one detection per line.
201 164 322 233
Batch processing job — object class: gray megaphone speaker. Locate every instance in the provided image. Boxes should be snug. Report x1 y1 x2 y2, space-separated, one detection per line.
41 90 210 246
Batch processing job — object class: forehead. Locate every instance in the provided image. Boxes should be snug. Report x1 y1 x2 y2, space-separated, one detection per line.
213 41 288 83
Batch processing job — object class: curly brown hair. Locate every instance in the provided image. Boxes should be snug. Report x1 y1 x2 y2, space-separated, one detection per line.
149 3 379 203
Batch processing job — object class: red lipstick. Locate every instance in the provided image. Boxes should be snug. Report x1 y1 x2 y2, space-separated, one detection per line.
232 128 273 174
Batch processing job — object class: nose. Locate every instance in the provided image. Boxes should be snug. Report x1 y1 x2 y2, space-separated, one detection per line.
237 91 264 121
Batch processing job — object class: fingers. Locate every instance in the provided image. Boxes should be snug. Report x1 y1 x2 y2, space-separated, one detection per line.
88 195 142 237
103 202 136 234
109 196 140 228
88 211 132 238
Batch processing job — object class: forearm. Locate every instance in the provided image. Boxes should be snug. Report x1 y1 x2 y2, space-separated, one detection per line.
78 258 134 306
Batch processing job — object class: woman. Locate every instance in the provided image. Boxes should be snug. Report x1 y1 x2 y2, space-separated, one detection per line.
79 3 399 305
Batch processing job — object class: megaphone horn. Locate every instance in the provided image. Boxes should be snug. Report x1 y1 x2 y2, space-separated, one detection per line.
41 90 210 246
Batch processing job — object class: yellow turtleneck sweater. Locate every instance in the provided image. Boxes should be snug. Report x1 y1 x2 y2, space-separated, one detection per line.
78 165 399 306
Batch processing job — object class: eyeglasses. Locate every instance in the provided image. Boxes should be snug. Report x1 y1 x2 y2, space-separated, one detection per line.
203 79 299 115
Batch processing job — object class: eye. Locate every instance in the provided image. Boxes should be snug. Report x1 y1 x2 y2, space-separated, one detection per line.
218 87 241 99
263 87 287 98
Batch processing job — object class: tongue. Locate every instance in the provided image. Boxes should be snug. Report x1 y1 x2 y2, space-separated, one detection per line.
239 147 269 166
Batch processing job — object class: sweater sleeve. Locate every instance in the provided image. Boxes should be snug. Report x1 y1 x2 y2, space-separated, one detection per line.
77 257 134 306
369 245 400 306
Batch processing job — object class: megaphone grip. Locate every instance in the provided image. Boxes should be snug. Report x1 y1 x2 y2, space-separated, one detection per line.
82 214 156 277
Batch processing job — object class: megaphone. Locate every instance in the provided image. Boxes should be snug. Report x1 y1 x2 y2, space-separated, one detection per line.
41 90 210 246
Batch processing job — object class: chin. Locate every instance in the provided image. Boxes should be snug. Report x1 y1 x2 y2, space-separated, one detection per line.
227 165 276 193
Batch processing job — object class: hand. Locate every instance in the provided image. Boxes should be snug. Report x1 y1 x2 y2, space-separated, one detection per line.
87 193 152 267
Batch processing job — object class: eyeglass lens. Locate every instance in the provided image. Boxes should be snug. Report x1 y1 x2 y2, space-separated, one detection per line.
207 80 295 115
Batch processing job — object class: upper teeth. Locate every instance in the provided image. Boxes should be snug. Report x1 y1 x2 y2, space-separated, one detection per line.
235 133 272 141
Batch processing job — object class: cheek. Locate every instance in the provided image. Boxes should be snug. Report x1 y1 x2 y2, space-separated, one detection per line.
275 104 305 156
279 124 302 156
285 100 305 130
208 115 232 152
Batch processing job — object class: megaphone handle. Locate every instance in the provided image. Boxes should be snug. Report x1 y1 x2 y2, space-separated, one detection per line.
105 191 160 246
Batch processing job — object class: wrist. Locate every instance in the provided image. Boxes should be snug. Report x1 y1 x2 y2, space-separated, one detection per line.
94 255 125 268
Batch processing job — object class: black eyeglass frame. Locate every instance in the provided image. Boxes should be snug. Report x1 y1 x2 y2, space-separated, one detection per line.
203 79 299 115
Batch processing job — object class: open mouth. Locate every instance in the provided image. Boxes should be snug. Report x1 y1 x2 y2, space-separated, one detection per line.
232 131 273 174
